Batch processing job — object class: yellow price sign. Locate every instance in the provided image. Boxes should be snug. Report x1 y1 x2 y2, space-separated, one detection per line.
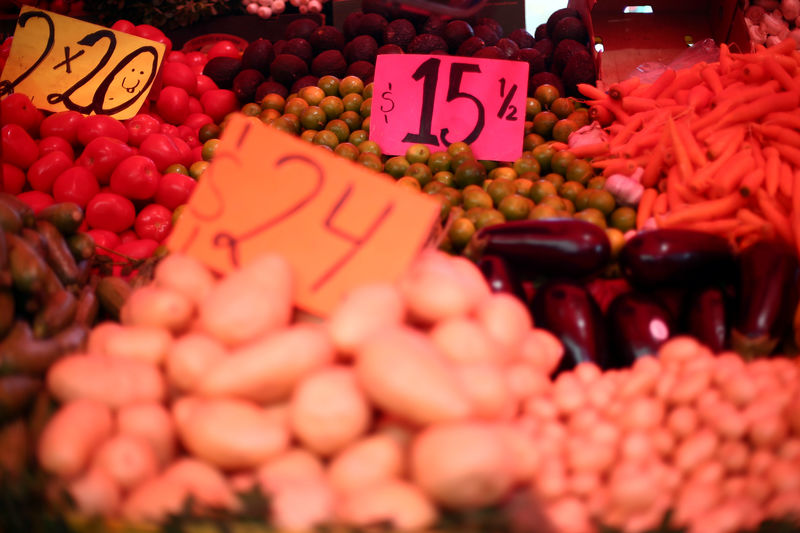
0 6 165 120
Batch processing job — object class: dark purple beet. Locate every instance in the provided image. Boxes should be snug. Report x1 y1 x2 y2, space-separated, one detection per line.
407 33 448 55
377 44 404 55
344 34 379 63
383 18 416 49
241 38 274 75
310 49 347 78
255 80 288 101
533 38 555 67
456 36 485 56
420 14 447 37
528 71 564 97
232 69 265 103
443 20 475 53
309 25 345 54
346 61 375 84
290 74 319 94
534 23 548 40
472 46 505 59
269 54 309 87
509 28 535 49
546 7 582 37
474 24 500 46
355 13 389 40
284 17 319 41
495 38 519 59
514 48 546 74
202 56 242 90
343 12 364 41
282 38 313 65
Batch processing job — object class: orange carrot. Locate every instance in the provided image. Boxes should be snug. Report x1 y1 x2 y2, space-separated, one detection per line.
653 192 669 216
609 114 644 148
641 128 670 188
636 188 658 230
569 142 611 159
756 189 795 246
763 55 799 93
719 43 732 75
690 100 734 134
600 159 638 177
710 150 756 198
656 192 747 227
773 142 800 167
762 37 797 56
737 208 769 228
700 64 724 95
755 123 800 149
620 96 658 114
740 62 767 84
763 146 781 197
676 120 708 168
660 68 703 99
794 170 800 257
608 77 641 100
684 218 742 235
779 161 793 199
641 68 677 99
666 166 683 210
577 83 608 101
704 125 747 160
716 80 780 108
666 115 692 182
688 84 714 110
762 110 800 129
715 91 799 129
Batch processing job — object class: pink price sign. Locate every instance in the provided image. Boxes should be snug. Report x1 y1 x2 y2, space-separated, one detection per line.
370 54 528 162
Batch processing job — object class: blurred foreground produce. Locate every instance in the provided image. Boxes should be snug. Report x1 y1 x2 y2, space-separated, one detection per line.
26 250 800 533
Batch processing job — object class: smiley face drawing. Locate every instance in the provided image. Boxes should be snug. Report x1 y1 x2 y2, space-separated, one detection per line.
93 45 159 116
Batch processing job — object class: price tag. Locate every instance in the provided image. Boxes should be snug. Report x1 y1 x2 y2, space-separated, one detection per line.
167 115 442 317
0 6 165 120
370 54 528 162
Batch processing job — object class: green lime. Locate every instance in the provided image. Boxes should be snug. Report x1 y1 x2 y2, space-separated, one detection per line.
574 207 607 228
201 138 220 161
423 180 445 194
300 129 317 143
241 102 262 116
384 156 411 178
550 97 575 119
449 217 476 249
528 203 559 220
348 129 368 145
530 180 558 203
342 92 364 113
439 186 462 207
550 151 576 176
359 97 372 118
610 206 636 232
487 178 516 207
498 194 531 221
428 151 452 173
299 85 326 106
434 171 455 186
539 194 567 212
260 93 286 111
559 180 584 204
334 142 360 161
447 141 472 159
565 158 593 185
542 172 565 189
284 96 309 117
317 75 340 96
513 178 534 198
526 97 543 120
312 129 339 149
513 155 541 177
587 176 606 190
319 95 345 120
259 108 281 124
454 159 487 188
164 163 189 176
363 82 374 99
531 143 556 174
357 152 383 172
489 167 517 181
462 185 493 210
523 133 546 151
532 110 558 138
339 75 365 96
606 227 626 258
299 106 327 130
397 176 421 190
474 208 506 229
405 162 434 186
358 139 381 156
361 116 371 134
552 118 579 143
325 119 350 142
189 160 209 179
198 123 221 143
406 144 431 164
534 84 560 108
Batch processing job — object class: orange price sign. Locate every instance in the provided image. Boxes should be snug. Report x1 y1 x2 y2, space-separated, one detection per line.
0 6 165 120
167 115 442 317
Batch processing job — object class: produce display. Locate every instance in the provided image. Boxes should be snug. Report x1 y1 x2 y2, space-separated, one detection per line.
744 0 800 48
0 2 800 533
33 251 800 533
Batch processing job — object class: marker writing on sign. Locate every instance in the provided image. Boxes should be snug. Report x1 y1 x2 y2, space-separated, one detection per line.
1 9 159 116
209 124 395 292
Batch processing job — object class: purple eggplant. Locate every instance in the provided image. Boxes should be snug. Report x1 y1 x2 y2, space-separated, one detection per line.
732 240 799 358
530 279 608 372
477 254 527 302
685 285 730 353
605 291 674 368
619 229 735 287
474 219 611 280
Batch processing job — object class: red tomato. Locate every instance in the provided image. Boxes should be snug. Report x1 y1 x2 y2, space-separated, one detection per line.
17 191 55 214
134 204 172 242
183 112 214 132
110 239 160 275
155 172 196 210
190 145 203 164
159 123 179 137
138 133 192 172
131 25 172 53
27 151 73 193
200 89 238 123
161 62 198 95
175 125 200 148
110 19 136 33
49 0 70 14
166 50 187 63
125 113 161 147
87 228 120 256
206 40 241 60
109 155 160 200
39 136 75 160
52 166 100 208
77 115 128 146
156 86 190 125
184 51 207 68
190 63 205 76
40 110 84 146
195 74 218 96
118 230 138 244
75 136 136 184
0 93 44 136
2 124 39 170
2 163 26 194
187 96 203 115
86 192 136 232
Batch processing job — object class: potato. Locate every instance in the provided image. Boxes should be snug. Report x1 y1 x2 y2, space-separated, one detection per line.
271 478 335 532
517 328 565 376
326 283 406 356
67 467 121 517
121 286 194 334
47 354 166 408
327 434 404 494
173 396 290 470
92 434 159 490
87 322 123 354
335 479 438 531
429 317 497 364
162 458 240 511
117 402 176 467
121 475 188 524
410 421 515 509
399 250 490 324
38 399 114 478
197 324 334 403
475 293 532 362
154 253 216 305
355 325 471 425
104 325 173 365
257 448 326 493
289 366 371 456
454 362 516 420
166 333 228 392
199 253 293 346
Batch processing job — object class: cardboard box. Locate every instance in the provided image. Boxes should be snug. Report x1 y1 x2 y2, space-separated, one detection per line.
590 0 747 84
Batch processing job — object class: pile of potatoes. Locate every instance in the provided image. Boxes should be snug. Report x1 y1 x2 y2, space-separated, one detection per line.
37 249 564 529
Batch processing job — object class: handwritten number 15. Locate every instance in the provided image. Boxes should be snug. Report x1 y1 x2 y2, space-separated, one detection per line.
402 57 486 147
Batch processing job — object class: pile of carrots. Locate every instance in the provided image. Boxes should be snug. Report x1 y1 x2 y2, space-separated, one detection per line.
578 37 800 255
